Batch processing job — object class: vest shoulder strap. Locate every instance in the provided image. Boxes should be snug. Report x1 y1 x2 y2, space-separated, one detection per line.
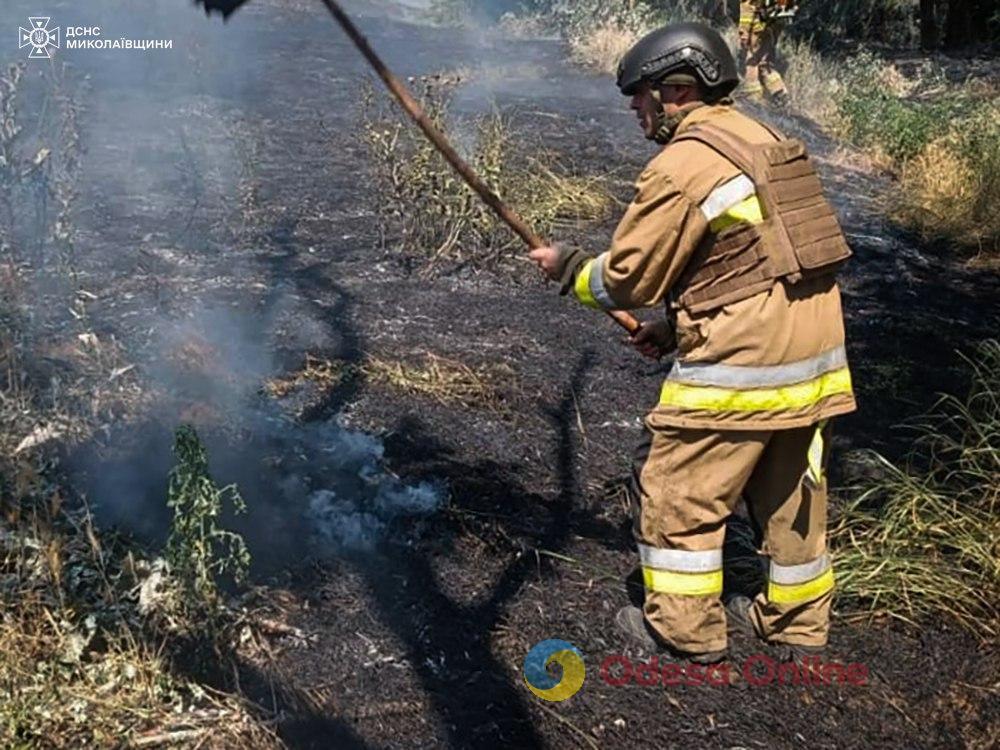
671 121 781 176
671 123 757 175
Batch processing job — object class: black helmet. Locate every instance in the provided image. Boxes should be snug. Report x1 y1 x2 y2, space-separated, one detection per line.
616 22 739 100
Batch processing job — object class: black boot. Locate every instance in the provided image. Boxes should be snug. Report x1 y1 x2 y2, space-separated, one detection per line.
615 606 728 665
770 90 790 109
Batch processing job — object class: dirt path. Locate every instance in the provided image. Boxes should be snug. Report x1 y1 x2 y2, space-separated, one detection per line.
9 1 999 747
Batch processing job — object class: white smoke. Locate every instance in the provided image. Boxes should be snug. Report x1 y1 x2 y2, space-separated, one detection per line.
303 426 445 552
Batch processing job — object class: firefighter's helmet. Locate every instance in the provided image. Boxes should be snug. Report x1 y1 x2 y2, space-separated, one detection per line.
616 22 739 100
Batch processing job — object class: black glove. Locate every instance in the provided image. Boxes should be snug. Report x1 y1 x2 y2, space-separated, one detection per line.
555 246 593 297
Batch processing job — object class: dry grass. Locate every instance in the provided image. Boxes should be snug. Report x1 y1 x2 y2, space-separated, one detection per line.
832 340 1000 635
892 102 1000 260
267 352 512 412
782 47 1000 257
562 1 723 76
782 39 844 129
359 76 616 272
264 354 348 398
0 483 280 748
783 44 913 131
363 353 510 410
516 159 617 232
567 21 646 75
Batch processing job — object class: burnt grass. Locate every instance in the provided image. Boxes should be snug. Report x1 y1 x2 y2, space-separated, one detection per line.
11 1 1000 747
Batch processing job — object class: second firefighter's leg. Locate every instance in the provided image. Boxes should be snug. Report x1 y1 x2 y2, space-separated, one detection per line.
739 4 765 100
757 24 789 103
632 424 768 655
744 61 765 100
744 422 834 647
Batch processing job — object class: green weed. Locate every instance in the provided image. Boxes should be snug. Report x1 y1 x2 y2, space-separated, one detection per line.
165 425 250 616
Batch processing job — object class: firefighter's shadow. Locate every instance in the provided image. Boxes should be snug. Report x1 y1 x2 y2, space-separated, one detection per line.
325 351 601 748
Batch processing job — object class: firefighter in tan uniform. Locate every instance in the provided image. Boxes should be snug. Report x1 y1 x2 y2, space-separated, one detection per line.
530 22 855 663
739 1 796 106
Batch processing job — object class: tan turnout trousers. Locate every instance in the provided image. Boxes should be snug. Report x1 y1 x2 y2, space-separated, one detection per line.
739 2 788 101
631 417 834 654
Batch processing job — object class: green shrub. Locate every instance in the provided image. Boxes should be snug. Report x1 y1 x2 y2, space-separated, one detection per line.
834 52 968 162
893 99 1000 255
791 0 918 47
782 47 999 255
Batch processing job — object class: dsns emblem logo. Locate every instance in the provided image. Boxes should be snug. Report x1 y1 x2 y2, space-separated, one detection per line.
523 639 585 701
19 18 60 59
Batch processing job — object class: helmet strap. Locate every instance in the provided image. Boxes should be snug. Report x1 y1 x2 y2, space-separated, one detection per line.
651 98 708 144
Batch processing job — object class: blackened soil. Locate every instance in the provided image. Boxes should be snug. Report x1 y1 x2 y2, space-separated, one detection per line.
12 0 1000 747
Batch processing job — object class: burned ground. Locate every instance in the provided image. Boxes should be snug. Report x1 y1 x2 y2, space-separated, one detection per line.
3 0 1000 748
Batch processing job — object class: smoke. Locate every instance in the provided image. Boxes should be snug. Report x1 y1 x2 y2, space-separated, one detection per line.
63 293 447 571
1 0 622 573
304 428 444 552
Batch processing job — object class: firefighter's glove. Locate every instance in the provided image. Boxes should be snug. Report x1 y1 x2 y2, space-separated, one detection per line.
630 319 677 360
528 244 592 294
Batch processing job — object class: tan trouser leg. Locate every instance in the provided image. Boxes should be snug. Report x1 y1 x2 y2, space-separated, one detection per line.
743 64 765 98
740 25 764 98
746 23 786 98
632 422 768 654
744 422 834 647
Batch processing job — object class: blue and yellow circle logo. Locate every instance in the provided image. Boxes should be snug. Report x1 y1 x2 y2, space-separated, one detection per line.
523 639 585 701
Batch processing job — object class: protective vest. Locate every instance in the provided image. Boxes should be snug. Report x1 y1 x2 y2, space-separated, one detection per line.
669 123 851 314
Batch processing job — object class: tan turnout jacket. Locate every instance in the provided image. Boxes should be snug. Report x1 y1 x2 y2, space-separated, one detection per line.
567 104 856 430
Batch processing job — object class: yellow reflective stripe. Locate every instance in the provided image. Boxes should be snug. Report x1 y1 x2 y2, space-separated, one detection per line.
768 567 835 604
643 567 723 596
806 421 826 484
659 367 852 412
573 259 601 310
708 194 763 233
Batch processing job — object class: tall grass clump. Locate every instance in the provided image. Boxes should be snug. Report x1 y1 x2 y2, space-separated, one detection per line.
893 100 1000 257
358 76 615 272
556 0 722 74
834 54 1000 255
832 340 1000 634
781 38 846 128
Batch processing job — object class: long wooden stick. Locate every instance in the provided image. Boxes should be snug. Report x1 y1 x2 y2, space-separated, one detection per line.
317 0 641 336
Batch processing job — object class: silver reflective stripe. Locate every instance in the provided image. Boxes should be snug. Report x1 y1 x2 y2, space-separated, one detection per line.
699 174 756 222
638 543 722 572
769 552 830 584
666 346 849 388
589 252 615 309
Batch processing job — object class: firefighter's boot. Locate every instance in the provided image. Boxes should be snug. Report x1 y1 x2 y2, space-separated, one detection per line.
616 605 727 664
